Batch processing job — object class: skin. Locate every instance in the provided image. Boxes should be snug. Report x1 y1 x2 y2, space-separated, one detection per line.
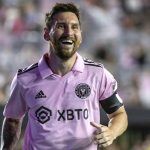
44 12 82 76
1 118 22 150
1 11 128 149
90 106 128 148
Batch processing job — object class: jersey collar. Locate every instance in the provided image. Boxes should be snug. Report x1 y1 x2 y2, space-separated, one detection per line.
38 52 84 79
72 53 84 73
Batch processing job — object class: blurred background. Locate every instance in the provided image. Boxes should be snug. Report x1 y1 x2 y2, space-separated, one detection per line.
0 0 150 149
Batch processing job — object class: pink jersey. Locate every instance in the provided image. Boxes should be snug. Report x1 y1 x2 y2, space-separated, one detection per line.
3 53 118 150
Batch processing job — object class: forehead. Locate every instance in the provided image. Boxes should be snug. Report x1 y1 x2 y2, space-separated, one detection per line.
52 12 80 24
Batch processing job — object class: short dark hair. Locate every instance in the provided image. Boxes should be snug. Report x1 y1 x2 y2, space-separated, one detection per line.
45 3 81 30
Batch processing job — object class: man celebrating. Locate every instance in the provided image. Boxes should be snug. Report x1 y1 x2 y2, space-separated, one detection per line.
1 3 128 150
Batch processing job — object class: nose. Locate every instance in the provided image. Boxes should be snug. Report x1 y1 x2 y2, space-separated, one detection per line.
64 26 73 36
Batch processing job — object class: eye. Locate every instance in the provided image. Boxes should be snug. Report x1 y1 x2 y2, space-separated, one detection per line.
56 24 64 29
72 24 79 30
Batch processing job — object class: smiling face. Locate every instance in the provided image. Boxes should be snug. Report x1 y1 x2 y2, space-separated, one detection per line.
49 12 82 60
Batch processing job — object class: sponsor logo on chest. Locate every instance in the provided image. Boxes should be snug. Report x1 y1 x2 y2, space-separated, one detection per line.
35 106 89 124
34 83 91 124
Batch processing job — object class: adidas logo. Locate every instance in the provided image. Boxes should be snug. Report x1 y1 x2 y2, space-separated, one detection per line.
35 90 46 99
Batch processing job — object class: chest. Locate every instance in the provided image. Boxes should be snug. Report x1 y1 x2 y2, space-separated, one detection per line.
24 73 100 110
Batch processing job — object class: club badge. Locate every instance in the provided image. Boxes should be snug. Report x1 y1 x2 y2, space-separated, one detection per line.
75 83 91 99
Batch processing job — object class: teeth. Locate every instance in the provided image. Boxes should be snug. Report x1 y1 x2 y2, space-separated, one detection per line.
61 39 73 44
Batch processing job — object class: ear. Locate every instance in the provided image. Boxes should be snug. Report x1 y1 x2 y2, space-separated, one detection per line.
43 27 50 41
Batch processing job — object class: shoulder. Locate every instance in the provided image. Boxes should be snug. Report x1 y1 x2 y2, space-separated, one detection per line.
17 63 38 75
15 63 39 87
83 58 103 68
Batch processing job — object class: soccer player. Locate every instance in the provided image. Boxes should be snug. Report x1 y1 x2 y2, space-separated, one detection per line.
1 3 128 150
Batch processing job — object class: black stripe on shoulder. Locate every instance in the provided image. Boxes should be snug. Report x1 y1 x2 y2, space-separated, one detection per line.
84 58 103 68
18 63 38 75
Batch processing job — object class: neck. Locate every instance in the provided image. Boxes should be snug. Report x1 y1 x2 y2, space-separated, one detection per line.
47 52 77 76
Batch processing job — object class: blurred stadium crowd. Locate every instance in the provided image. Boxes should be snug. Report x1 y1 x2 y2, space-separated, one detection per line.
0 0 150 149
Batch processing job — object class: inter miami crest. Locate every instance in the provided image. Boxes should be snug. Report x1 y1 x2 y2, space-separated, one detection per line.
75 83 91 99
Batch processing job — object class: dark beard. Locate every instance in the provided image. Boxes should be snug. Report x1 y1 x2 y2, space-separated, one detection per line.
56 48 76 60
53 39 77 60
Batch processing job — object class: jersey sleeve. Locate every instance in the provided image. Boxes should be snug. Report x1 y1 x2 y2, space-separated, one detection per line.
99 68 117 100
99 68 123 114
3 74 27 119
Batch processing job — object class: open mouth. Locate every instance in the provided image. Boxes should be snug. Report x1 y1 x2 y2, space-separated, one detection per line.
60 39 74 47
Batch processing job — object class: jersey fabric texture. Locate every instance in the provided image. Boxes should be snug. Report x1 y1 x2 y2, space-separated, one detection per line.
3 53 122 150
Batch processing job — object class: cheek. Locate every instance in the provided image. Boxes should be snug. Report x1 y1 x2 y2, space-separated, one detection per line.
49 34 57 43
77 31 82 38
76 33 82 44
50 31 63 42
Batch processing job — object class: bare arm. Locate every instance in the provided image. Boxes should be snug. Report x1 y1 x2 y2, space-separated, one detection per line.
1 117 22 150
107 106 128 139
90 106 128 147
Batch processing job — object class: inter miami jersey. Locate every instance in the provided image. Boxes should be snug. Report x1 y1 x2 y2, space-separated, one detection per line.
3 53 123 150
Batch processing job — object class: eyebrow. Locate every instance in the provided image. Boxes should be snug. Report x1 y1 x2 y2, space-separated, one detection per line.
56 20 80 25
